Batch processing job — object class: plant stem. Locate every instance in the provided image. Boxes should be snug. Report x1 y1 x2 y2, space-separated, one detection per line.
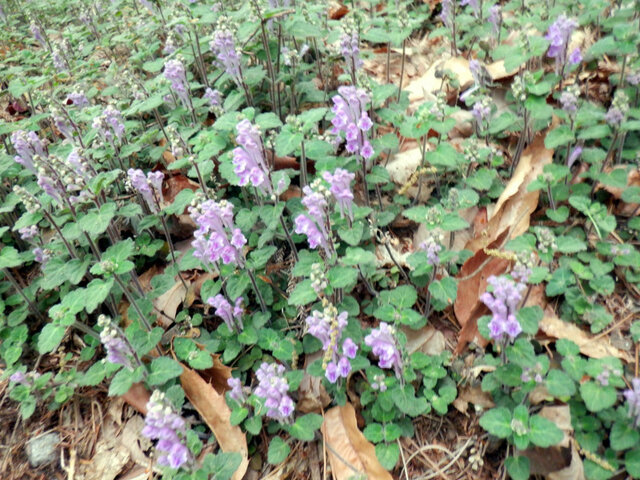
247 269 267 312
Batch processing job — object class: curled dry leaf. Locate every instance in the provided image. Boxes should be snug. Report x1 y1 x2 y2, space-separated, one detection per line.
385 147 434 202
405 56 474 104
540 308 632 362
403 325 446 356
298 352 331 414
452 384 495 414
321 403 393 480
180 364 249 480
153 279 188 324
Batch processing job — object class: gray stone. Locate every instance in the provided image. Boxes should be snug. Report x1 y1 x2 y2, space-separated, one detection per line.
26 432 60 467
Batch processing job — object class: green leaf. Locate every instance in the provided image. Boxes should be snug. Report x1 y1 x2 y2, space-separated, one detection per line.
337 222 364 246
625 449 640 478
288 279 317 306
389 285 417 308
505 456 530 480
516 306 542 335
248 246 277 270
147 357 183 386
80 202 117 236
85 278 115 314
0 247 23 269
375 442 399 470
610 421 639 451
428 277 457 311
267 436 290 465
545 125 575 149
287 414 323 441
479 407 512 438
529 415 564 447
327 266 358 290
391 385 429 417
37 323 67 353
546 370 576 397
202 452 243 480
580 381 617 412
275 130 303 156
363 423 384 443
108 367 144 396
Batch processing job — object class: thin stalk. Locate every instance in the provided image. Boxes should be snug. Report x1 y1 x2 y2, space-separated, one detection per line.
159 213 189 292
300 139 308 188
396 39 406 102
3 268 45 322
279 214 299 262
113 274 153 331
259 21 278 114
247 269 267 313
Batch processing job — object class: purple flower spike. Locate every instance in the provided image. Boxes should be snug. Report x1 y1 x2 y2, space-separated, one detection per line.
440 0 454 29
11 130 46 173
93 106 125 144
488 5 502 38
340 31 362 77
204 87 222 107
30 21 46 48
189 199 246 269
232 119 271 194
624 378 640 427
545 15 578 74
305 302 357 383
66 90 89 109
322 168 355 220
480 275 526 344
253 362 295 422
568 47 582 65
128 168 164 212
461 0 480 17
227 377 247 403
210 25 242 86
143 391 193 469
331 86 374 163
164 59 190 108
295 184 332 257
364 322 403 379
207 294 244 331
97 315 134 369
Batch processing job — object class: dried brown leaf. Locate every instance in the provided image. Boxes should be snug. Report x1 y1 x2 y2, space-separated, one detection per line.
540 309 632 362
153 280 187 323
180 365 248 480
403 325 446 355
322 403 393 480
452 384 495 414
120 382 151 415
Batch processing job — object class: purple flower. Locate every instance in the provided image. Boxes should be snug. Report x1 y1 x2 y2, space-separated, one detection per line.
364 322 403 379
559 90 578 113
480 275 526 343
210 26 242 86
440 0 454 29
322 168 355 220
419 234 442 266
331 86 374 162
340 31 362 76
295 185 332 256
207 294 244 331
93 106 125 143
11 130 46 173
52 108 73 141
19 225 39 241
66 90 89 109
605 107 624 127
204 87 222 107
461 0 480 17
189 199 246 269
142 391 192 469
488 5 501 38
227 377 247 403
567 146 582 168
30 21 46 48
52 48 67 72
545 15 578 74
32 247 49 266
164 59 190 108
253 363 295 422
232 119 271 194
10 371 27 384
472 98 491 126
128 168 164 212
305 303 357 383
98 315 134 369
568 47 582 65
624 378 640 427
628 71 640 86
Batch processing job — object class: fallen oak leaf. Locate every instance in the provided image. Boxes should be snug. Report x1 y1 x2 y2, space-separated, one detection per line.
539 308 632 362
179 364 249 480
321 402 393 480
